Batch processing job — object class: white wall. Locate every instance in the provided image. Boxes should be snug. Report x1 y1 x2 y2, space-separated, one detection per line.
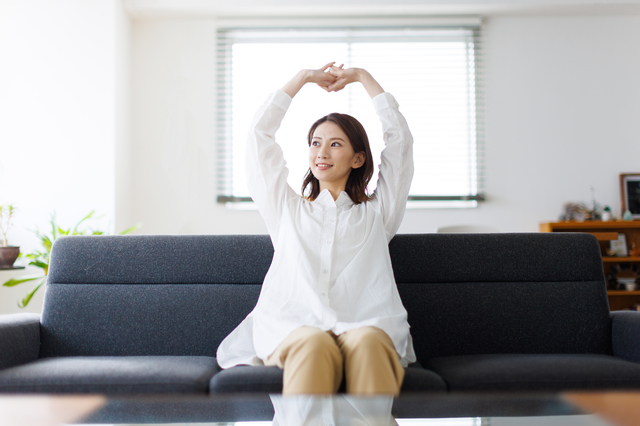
116 0 134 233
129 14 640 235
0 0 130 315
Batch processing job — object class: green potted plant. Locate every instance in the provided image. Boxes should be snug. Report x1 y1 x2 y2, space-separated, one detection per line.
0 204 20 269
2 211 139 307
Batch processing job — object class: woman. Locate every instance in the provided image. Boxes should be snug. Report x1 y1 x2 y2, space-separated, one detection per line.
217 63 416 395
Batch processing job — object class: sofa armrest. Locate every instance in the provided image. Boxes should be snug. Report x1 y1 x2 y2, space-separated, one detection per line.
611 311 640 363
0 313 40 371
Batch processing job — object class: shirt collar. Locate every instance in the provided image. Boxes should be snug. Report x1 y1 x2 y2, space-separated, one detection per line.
315 189 355 208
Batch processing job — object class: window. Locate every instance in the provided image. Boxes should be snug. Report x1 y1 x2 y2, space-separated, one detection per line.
216 18 484 208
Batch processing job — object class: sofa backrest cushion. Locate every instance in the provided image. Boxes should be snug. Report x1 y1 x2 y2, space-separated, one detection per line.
390 233 611 362
41 233 610 361
41 235 272 358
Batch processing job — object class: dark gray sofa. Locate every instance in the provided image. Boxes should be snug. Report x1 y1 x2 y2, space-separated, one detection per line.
1 233 640 394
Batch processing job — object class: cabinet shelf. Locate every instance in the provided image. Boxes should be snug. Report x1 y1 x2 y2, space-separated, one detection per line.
603 257 640 262
541 220 640 311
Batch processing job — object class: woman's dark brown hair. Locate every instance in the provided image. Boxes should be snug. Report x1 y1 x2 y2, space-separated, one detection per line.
302 113 374 204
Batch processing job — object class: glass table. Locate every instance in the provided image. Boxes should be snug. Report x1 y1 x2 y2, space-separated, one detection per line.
2 391 637 426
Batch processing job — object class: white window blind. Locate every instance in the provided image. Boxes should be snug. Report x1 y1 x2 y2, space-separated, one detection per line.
216 20 484 207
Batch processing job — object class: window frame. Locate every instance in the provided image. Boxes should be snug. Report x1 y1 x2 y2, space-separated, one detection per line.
215 17 485 208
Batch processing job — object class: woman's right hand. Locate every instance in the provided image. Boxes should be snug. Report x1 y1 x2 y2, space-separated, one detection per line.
306 62 339 88
281 63 337 98
327 66 384 99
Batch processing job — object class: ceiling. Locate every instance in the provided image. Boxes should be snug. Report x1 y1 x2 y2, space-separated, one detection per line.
124 0 640 18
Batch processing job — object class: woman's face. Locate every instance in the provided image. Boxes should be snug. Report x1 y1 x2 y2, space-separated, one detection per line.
309 121 364 187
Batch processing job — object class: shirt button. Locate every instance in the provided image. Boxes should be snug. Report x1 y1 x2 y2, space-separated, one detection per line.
323 269 328 274
326 240 332 245
329 219 335 223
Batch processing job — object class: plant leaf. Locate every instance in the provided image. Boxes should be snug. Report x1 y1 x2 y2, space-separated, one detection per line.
42 235 52 252
18 279 45 308
3 275 46 287
50 213 58 239
28 260 48 271
71 211 95 235
119 223 142 235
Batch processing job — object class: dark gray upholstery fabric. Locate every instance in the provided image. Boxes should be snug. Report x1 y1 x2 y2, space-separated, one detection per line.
0 356 219 394
209 364 447 393
48 235 273 284
399 363 448 392
209 366 284 393
40 284 260 358
0 313 40 371
611 310 640 364
391 231 610 364
398 281 612 363
389 233 604 283
427 354 640 391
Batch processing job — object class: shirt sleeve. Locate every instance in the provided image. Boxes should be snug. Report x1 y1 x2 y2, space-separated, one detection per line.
245 90 298 237
371 92 414 242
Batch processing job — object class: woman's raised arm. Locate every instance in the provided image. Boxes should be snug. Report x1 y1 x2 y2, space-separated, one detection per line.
324 66 413 240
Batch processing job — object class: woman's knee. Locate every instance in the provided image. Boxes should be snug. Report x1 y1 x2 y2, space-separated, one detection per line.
289 327 341 359
341 326 392 352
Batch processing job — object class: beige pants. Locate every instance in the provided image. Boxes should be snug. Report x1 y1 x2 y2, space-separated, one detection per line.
265 326 405 395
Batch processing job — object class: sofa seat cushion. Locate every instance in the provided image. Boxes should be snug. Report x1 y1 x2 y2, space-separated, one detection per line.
209 363 447 393
210 366 284 393
0 356 219 394
427 354 640 391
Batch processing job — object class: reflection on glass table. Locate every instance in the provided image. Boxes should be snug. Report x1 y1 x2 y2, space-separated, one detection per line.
2 392 629 426
270 394 398 425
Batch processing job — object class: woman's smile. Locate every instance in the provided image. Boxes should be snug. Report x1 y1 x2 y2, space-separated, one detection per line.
315 163 333 171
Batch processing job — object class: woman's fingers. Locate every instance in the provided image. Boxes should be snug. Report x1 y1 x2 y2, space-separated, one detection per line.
328 65 344 76
320 62 336 72
326 78 347 92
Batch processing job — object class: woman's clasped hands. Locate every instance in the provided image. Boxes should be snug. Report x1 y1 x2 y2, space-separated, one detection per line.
308 62 361 93
283 62 382 99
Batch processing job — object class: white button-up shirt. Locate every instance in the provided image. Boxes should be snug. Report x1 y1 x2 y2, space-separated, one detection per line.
216 89 416 368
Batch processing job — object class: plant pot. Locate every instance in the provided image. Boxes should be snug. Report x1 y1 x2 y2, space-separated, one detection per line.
0 246 20 268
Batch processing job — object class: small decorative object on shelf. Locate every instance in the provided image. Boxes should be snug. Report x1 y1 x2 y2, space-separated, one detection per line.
589 186 602 220
610 233 629 257
620 173 640 220
619 277 637 291
602 206 612 222
0 204 20 269
561 202 589 221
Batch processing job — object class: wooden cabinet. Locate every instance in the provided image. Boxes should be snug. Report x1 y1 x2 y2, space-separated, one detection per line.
540 221 640 311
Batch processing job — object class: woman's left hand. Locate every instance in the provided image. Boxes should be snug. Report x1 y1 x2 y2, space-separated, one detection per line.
307 62 339 88
327 66 384 98
325 64 359 92
281 63 337 98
